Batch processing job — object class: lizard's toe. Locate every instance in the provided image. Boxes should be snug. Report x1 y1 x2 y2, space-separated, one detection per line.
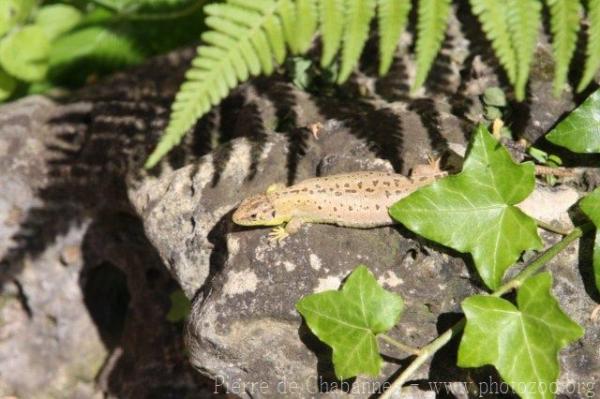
268 226 289 243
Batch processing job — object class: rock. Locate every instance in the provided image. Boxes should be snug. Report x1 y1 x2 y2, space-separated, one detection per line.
135 118 599 397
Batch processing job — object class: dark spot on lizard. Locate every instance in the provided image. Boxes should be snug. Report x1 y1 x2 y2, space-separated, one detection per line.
385 190 391 198
349 206 353 211
383 181 391 186
345 189 357 193
344 183 350 188
358 182 363 189
366 188 374 193
333 207 337 212
318 206 322 210
373 180 379 186
419 176 429 182
375 204 380 210
335 192 342 196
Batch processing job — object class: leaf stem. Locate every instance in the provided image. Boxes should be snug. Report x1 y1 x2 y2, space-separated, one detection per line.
378 334 421 355
535 218 571 236
379 319 466 399
379 222 593 398
493 223 591 297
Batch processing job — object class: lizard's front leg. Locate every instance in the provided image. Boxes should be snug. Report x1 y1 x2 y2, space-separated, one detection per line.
268 218 305 243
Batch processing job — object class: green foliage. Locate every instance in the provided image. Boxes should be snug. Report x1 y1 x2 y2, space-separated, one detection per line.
411 0 451 92
546 89 600 153
579 188 600 294
166 289 192 322
49 25 144 75
390 125 542 289
0 26 50 82
0 67 16 101
469 0 541 101
295 0 318 53
35 5 83 40
458 273 584 399
545 0 581 97
145 0 299 167
147 0 600 165
0 0 205 101
318 0 344 67
296 265 404 379
578 0 600 92
337 0 376 83
377 0 411 75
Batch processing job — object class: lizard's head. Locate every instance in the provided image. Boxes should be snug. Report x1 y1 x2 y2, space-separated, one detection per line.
233 194 286 226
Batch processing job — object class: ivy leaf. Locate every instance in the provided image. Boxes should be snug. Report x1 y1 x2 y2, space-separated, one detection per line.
579 188 600 293
458 273 584 399
0 26 50 82
390 125 542 289
34 4 82 41
546 89 600 153
296 265 404 379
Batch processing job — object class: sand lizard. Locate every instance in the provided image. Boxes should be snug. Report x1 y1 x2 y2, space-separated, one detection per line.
232 159 447 242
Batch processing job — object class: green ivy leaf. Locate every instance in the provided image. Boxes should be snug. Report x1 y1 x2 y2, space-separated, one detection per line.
390 125 542 289
0 26 50 82
458 273 584 399
296 265 404 379
0 67 16 101
546 89 600 153
34 4 82 41
579 188 600 293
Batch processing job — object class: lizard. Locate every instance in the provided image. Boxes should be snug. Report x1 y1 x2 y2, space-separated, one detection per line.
232 158 447 242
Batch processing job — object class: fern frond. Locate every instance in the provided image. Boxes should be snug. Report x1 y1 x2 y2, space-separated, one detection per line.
319 0 345 67
411 0 451 92
469 0 517 85
377 0 411 75
277 0 300 53
545 0 581 96
296 0 319 52
506 0 541 100
337 0 376 83
145 0 292 168
578 0 600 92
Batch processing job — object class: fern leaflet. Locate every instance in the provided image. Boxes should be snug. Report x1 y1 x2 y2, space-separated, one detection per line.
578 0 600 92
506 0 541 100
296 0 319 52
337 0 376 83
377 0 411 75
545 0 581 96
319 0 344 67
411 0 451 92
469 0 517 85
145 0 295 168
